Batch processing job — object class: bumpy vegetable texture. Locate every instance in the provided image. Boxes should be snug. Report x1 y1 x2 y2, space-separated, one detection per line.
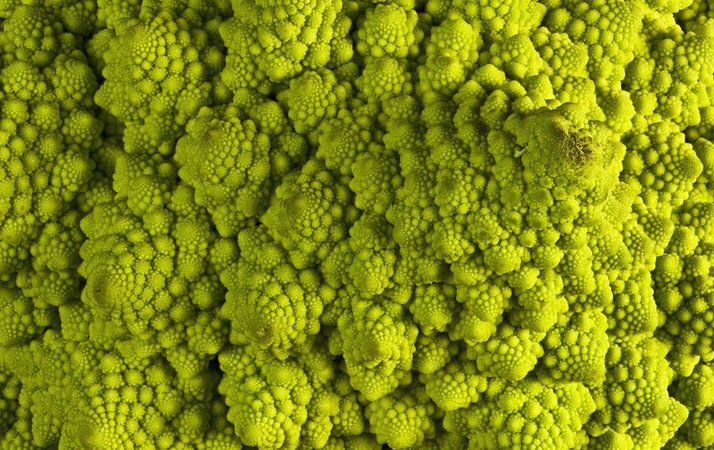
1 0 714 448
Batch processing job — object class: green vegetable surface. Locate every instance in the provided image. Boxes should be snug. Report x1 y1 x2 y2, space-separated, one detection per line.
1 0 714 448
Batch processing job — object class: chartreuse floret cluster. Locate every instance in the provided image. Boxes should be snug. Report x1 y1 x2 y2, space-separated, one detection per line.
1 0 714 449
